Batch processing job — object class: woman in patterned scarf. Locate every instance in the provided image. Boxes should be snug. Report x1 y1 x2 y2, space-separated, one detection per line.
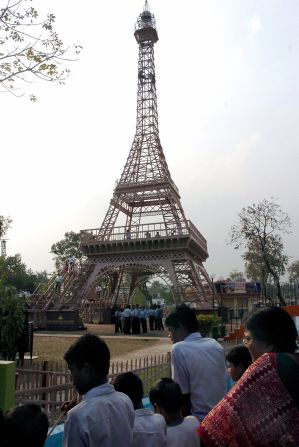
198 306 299 446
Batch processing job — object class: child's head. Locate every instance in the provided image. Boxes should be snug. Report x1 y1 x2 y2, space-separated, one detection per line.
149 378 182 416
64 334 110 394
2 404 49 447
114 372 143 409
226 345 252 382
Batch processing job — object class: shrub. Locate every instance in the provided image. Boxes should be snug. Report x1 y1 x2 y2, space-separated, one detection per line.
197 314 220 337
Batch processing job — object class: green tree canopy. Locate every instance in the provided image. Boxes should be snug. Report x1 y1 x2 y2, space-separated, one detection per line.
288 260 299 283
230 198 290 305
0 215 12 239
227 270 246 282
0 0 82 100
0 254 47 293
148 280 172 304
51 231 83 270
0 283 25 360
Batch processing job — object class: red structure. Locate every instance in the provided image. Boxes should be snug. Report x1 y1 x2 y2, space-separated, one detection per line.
30 2 216 325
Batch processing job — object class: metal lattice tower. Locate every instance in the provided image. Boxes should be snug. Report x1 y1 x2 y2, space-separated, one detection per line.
29 2 216 322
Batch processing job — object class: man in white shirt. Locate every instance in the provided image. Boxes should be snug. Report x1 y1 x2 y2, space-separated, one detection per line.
114 372 167 447
140 306 148 334
123 305 132 334
55 273 63 293
63 334 134 447
149 378 200 447
165 304 227 421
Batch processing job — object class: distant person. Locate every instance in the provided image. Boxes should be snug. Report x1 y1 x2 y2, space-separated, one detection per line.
155 305 164 331
165 304 227 421
67 255 76 273
126 229 132 240
2 404 49 447
140 306 148 334
114 372 167 447
63 334 134 447
132 304 141 334
149 378 200 447
123 305 132 334
226 345 252 383
114 307 122 334
198 307 299 446
149 305 156 331
55 272 63 293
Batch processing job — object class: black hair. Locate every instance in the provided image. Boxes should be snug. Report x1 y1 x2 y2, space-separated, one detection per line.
165 304 199 333
2 404 49 447
64 333 110 377
114 372 143 409
244 306 297 353
149 378 182 413
226 345 252 369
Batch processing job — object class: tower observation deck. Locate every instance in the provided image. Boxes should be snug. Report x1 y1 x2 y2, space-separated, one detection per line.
29 1 216 324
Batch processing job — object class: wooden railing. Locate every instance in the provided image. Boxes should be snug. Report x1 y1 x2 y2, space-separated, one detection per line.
15 353 171 425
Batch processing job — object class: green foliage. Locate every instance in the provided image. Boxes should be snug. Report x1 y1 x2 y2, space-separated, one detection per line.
148 280 172 304
51 231 83 270
197 314 220 337
0 254 46 293
228 270 246 282
0 215 12 239
0 284 25 360
288 260 299 283
0 0 82 99
230 198 290 304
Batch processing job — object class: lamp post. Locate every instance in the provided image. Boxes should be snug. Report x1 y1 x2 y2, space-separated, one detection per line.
210 273 215 311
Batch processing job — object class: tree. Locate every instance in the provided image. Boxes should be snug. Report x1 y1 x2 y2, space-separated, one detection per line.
148 280 172 304
0 215 12 240
227 270 246 282
288 260 299 283
0 0 82 100
0 253 44 292
230 198 290 305
0 283 25 360
51 231 83 270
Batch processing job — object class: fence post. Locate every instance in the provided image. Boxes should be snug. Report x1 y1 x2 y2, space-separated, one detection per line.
41 360 49 406
0 361 16 412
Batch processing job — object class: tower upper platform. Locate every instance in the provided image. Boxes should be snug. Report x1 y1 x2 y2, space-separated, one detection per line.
134 1 158 44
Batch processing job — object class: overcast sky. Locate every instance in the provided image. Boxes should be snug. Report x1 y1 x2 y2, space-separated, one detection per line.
1 0 298 280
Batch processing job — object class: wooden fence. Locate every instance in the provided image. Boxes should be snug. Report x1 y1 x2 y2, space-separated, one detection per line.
15 353 171 425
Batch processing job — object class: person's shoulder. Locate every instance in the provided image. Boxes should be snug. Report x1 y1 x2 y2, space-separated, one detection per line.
66 399 87 419
114 390 134 408
184 415 200 425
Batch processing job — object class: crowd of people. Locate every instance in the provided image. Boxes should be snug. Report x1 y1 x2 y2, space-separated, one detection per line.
0 305 298 446
114 304 164 335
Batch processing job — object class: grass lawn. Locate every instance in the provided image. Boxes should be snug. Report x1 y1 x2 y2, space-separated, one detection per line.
32 336 159 363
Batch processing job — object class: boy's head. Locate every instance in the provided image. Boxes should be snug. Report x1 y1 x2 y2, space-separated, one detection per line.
149 378 182 416
64 334 110 394
114 372 143 409
2 404 49 447
226 345 252 382
165 304 198 343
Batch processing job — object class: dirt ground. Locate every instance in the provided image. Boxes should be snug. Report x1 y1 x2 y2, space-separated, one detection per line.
33 324 166 362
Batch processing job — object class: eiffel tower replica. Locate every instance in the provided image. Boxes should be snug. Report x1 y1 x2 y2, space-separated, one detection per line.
29 1 215 325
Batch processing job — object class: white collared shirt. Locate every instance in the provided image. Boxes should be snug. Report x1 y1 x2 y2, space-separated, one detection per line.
171 332 228 420
123 308 132 318
133 408 166 447
167 416 200 447
63 383 134 447
140 309 148 319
